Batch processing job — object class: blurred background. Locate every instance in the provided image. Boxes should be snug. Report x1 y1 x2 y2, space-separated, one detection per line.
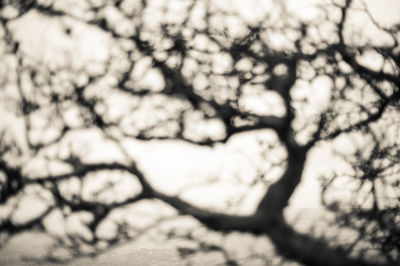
0 0 399 265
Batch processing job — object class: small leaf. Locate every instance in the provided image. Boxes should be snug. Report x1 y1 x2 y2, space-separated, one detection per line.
177 247 197 258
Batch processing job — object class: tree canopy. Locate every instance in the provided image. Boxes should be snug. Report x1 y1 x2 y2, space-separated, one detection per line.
0 0 399 265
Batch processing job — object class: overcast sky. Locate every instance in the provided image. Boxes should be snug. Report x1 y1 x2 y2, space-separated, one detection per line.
0 0 399 264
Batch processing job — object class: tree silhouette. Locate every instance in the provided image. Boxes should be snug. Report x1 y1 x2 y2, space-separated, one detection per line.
0 0 399 265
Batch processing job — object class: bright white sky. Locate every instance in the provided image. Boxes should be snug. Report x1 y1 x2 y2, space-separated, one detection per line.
2 0 397 208
0 0 399 221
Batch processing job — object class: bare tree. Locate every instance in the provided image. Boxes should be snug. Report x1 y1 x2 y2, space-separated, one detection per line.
0 0 399 265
